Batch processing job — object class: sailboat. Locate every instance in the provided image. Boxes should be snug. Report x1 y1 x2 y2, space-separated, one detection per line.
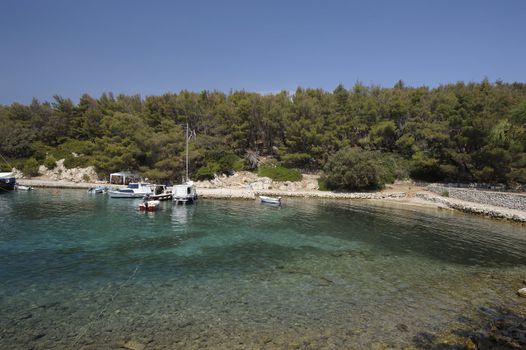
173 123 198 204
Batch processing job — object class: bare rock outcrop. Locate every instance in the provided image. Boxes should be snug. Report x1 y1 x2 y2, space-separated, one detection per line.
194 171 319 192
35 159 99 183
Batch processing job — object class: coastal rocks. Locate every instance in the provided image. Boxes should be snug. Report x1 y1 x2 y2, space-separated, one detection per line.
274 174 319 192
257 190 406 200
518 288 526 298
248 177 273 191
11 168 24 179
416 192 526 222
35 159 99 183
194 171 319 191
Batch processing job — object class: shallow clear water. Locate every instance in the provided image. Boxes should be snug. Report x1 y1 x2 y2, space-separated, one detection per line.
1 189 526 349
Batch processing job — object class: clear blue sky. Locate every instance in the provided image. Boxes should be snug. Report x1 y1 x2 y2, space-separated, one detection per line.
1 0 525 104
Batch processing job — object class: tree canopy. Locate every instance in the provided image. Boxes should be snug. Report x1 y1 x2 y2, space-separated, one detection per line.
1 80 525 186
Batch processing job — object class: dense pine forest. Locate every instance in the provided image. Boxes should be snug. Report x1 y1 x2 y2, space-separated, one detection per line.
1 80 526 189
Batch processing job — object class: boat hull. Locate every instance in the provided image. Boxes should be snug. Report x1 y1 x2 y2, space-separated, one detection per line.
0 177 16 192
259 196 282 205
149 193 173 201
139 200 160 211
139 206 157 212
173 196 197 205
108 190 146 198
88 187 106 194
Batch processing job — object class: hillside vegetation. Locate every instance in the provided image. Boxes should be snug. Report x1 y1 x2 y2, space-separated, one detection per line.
1 80 525 189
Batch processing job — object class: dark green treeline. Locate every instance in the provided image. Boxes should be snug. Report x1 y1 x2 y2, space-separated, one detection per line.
1 80 525 185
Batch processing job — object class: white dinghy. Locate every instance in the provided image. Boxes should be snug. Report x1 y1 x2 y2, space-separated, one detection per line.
259 196 282 205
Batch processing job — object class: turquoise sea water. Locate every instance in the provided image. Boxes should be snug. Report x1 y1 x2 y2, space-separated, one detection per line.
1 189 526 349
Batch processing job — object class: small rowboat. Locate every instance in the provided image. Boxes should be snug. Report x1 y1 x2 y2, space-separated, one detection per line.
259 195 282 205
87 186 106 194
139 200 160 212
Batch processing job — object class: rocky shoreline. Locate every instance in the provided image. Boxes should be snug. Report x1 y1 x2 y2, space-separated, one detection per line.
10 166 525 222
415 192 526 223
15 177 526 223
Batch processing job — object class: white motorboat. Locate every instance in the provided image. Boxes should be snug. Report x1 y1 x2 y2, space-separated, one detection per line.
108 183 154 198
259 195 282 205
15 185 33 191
173 181 197 204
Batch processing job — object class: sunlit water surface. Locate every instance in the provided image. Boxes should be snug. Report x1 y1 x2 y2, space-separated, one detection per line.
1 189 525 349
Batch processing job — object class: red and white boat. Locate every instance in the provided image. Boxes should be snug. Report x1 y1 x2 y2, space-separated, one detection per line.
139 200 160 212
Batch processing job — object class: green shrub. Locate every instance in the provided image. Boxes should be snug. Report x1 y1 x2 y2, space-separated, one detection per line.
141 169 171 182
441 191 449 197
44 156 57 169
0 162 11 171
30 141 52 161
64 155 91 169
321 147 406 191
258 165 302 182
409 152 445 182
281 153 312 168
58 139 96 155
21 158 40 177
195 165 216 180
376 153 409 183
317 178 329 191
218 154 243 175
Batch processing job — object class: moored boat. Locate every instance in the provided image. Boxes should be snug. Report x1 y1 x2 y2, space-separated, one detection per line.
108 183 154 198
0 172 16 192
172 123 198 205
15 185 33 191
87 186 107 194
259 195 282 205
172 181 197 204
139 199 160 211
149 192 173 201
148 185 172 201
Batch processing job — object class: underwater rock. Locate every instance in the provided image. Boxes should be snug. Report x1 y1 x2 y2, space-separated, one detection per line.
259 335 272 344
396 323 409 332
123 340 146 350
32 333 46 340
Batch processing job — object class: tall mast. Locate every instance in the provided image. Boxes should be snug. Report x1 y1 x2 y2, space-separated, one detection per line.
185 122 189 182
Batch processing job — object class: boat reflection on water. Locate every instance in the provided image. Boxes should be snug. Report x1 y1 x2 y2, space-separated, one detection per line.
171 204 195 229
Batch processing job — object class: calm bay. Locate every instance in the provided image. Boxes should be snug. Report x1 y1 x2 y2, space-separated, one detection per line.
1 189 525 349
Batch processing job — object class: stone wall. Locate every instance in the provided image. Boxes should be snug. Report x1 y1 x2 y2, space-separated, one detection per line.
427 185 526 211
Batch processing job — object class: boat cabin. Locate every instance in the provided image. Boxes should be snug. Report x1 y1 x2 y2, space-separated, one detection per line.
173 182 197 204
109 172 141 185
